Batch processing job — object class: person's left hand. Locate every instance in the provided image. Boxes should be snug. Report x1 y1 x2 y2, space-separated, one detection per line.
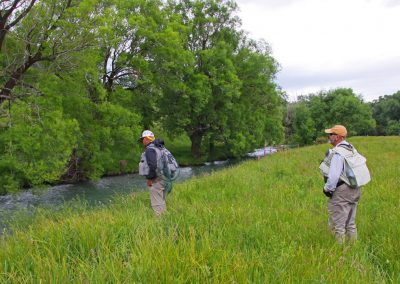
323 188 333 198
147 179 153 187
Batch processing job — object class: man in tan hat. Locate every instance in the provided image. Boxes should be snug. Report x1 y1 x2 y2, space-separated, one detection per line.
138 130 167 216
320 125 361 244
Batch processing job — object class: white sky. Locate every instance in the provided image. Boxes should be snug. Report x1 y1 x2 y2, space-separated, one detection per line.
235 0 400 102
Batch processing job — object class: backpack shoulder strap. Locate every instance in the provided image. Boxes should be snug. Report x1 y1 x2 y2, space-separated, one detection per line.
333 143 354 156
338 143 353 151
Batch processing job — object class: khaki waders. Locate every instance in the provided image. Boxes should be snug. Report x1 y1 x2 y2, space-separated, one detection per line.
328 183 361 244
150 178 166 216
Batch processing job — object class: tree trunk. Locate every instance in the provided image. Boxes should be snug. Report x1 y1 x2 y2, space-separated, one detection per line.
0 52 41 105
0 29 7 51
61 149 85 182
0 0 38 51
209 140 215 158
0 62 32 104
189 131 203 158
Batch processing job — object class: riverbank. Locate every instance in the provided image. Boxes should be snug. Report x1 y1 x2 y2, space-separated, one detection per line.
0 161 241 236
0 139 274 195
1 137 399 282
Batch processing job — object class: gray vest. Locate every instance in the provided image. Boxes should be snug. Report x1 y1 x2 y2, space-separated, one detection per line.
319 146 351 186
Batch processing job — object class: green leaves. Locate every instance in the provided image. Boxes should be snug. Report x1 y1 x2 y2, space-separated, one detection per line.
286 88 376 144
372 91 400 135
159 0 283 157
0 0 285 191
0 93 79 190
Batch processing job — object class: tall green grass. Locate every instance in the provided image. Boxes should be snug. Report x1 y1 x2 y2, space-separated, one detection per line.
1 137 399 282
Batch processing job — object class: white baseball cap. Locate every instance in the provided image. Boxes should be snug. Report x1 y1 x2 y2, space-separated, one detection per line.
140 130 155 139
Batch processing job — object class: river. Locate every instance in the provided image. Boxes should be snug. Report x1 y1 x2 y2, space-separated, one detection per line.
0 160 235 234
0 147 278 234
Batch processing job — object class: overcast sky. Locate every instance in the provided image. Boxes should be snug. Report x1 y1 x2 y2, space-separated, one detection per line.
235 0 400 102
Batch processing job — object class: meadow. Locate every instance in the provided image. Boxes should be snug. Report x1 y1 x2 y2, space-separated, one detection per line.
0 137 399 283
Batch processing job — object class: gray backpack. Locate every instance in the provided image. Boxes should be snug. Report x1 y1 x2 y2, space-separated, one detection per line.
139 145 179 181
335 144 371 188
319 143 371 188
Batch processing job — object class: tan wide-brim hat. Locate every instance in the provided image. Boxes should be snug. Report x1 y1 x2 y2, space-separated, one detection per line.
324 125 347 137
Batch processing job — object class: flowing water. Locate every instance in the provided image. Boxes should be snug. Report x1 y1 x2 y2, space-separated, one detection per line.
0 161 234 233
0 148 277 234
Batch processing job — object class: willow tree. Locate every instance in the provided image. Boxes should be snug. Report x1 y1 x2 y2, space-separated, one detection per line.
0 0 104 191
92 0 189 129
0 0 99 107
160 0 242 158
225 38 284 155
160 0 283 158
0 0 37 51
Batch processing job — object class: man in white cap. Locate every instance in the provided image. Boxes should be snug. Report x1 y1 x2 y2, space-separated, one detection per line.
138 130 167 215
320 125 361 244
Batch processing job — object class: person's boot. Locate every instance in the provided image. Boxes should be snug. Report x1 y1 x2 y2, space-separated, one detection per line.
335 233 345 245
346 232 357 244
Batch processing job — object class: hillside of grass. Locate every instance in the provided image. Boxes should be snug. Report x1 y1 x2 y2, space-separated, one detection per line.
0 137 399 282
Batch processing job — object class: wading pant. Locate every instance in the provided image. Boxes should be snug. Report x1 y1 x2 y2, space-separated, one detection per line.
328 183 361 244
150 178 166 216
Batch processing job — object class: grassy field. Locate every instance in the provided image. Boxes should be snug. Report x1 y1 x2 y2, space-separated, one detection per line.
0 136 399 282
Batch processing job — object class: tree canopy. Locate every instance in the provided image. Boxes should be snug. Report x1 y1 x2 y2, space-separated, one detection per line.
0 0 285 192
372 91 400 135
285 88 376 145
0 0 397 193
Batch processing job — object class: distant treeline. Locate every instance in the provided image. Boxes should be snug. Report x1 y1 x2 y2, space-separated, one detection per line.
284 88 400 145
0 0 398 193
